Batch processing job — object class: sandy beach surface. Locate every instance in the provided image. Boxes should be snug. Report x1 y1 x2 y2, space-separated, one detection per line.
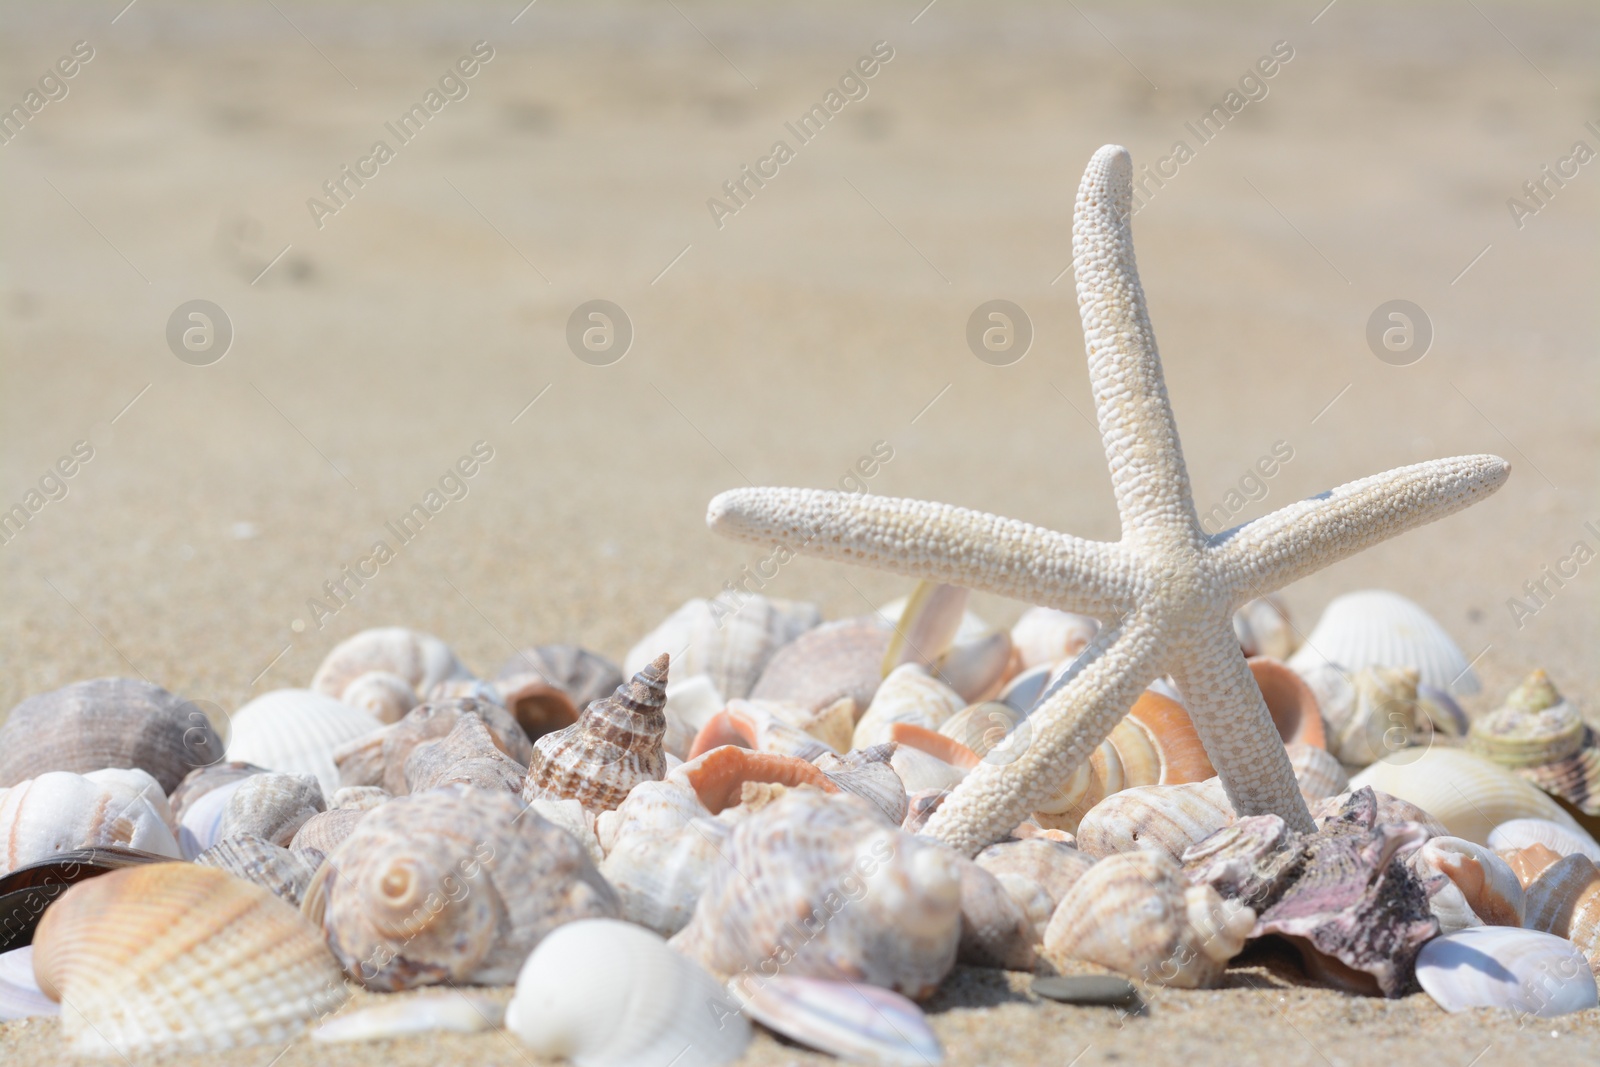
2 1 1597 1063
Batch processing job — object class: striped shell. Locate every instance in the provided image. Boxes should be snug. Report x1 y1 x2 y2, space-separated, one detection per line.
1288 742 1349 801
522 655 670 812
598 780 730 936
169 763 265 858
306 786 619 990
225 689 382 796
290 808 368 855
219 772 325 847
0 769 181 876
32 862 347 1055
195 834 325 906
749 615 891 713
974 838 1096 934
1524 853 1600 976
402 713 527 796
336 697 532 796
1488 818 1600 862
1470 670 1600 815
1409 836 1525 932
1074 778 1235 861
336 670 419 724
626 596 819 702
1287 589 1480 695
310 627 470 704
0 678 224 793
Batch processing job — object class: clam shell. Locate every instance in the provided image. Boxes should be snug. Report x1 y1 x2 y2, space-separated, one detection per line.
0 769 181 876
1287 742 1349 802
289 807 367 855
1524 853 1600 975
1011 607 1098 671
335 669 419 724
1074 778 1234 861
1350 747 1594 846
523 655 669 812
508 918 750 1067
219 771 325 847
1488 817 1600 862
195 833 324 905
310 626 470 703
1233 594 1298 660
1042 850 1253 988
0 677 224 793
0 946 56 1021
496 644 624 741
0 847 171 952
1287 589 1479 695
314 991 504 1042
670 790 962 999
307 785 618 990
32 862 348 1055
853 663 965 749
749 615 891 713
731 975 942 1067
225 688 383 796
974 838 1095 934
1416 926 1597 1016
1409 836 1525 932
626 596 818 702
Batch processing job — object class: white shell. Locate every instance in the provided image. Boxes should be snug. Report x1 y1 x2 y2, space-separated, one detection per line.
313 992 503 1042
224 689 383 795
176 776 253 859
661 673 725 761
507 918 750 1067
1074 778 1234 861
0 947 57 1021
890 744 969 794
310 627 470 702
1010 607 1098 671
1288 589 1479 695
1232 595 1298 660
730 975 942 1066
626 596 819 702
1410 836 1525 932
530 797 604 867
1350 747 1595 846
598 781 729 936
853 664 965 749
1416 926 1597 1016
1489 818 1600 862
219 772 325 847
0 769 181 875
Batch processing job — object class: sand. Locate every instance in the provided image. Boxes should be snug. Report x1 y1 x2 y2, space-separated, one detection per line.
2 1 1597 1063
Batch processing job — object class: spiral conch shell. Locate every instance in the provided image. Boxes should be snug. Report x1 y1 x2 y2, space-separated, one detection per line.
1408 836 1525 933
310 627 471 706
1072 777 1235 861
32 862 348 1056
0 769 181 876
336 670 420 724
1042 850 1254 988
974 838 1095 935
522 654 670 812
1470 670 1600 815
335 696 532 795
306 786 619 990
671 789 962 999
219 771 326 847
597 780 730 936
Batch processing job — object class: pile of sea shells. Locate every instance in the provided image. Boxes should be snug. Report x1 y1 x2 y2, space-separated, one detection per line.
3 585 1599 1064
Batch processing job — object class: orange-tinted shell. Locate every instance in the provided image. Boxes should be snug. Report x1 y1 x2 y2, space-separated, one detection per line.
671 746 839 814
521 655 669 812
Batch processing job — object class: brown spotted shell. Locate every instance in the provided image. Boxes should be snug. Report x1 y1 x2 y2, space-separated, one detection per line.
0 678 224 793
521 655 669 812
304 786 619 990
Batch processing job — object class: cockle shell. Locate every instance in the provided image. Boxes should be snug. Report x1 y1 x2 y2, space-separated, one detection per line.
494 644 623 743
853 663 965 749
668 745 839 814
32 862 348 1055
814 744 908 826
1011 607 1098 671
306 785 619 990
1488 817 1600 862
1042 850 1254 988
1408 836 1525 932
1074 778 1234 861
1287 742 1349 801
523 655 669 812
0 847 171 953
598 780 729 936
0 946 56 1021
313 991 504 1042
403 713 527 795
0 677 224 793
671 790 963 999
508 918 750 1067
955 856 1037 969
626 596 819 702
219 771 325 847
169 762 266 858
1416 926 1598 1016
1470 670 1600 814
1351 747 1593 846
974 838 1095 935
310 626 471 704
336 696 532 795
195 833 325 905
730 975 942 1067
1288 589 1480 695
225 688 383 796
290 808 367 855
1524 853 1600 976
335 670 420 724
1233 594 1298 660
749 615 892 713
0 769 181 876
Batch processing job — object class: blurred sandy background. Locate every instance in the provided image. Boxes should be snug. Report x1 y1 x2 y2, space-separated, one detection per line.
1 1 1598 1062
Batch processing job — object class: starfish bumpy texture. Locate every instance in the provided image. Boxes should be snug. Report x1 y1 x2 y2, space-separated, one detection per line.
706 145 1510 857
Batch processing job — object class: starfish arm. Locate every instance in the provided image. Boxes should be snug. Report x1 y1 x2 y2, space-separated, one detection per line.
707 487 1140 617
925 611 1165 856
1074 145 1202 545
1211 454 1511 601
1169 622 1315 833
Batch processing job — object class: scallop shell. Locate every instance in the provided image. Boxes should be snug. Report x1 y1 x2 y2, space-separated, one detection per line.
1233 594 1298 660
225 688 383 796
0 677 224 793
335 670 420 725
195 833 325 905
310 627 471 704
290 808 367 855
0 946 56 1021
813 744 908 826
668 746 839 814
1488 817 1600 862
730 975 941 1067
853 664 965 749
1042 850 1254 988
495 645 623 742
307 785 618 990
598 780 730 936
219 771 325 847
1011 607 1099 671
955 856 1037 970
626 596 818 702
522 655 669 812
403 713 527 796
313 991 504 1042
1524 853 1600 976
0 769 181 876
1074 778 1235 861
749 615 892 713
1408 836 1525 932
1350 747 1594 846
1416 926 1597 1016
508 918 750 1067
1503 843 1563 889
1469 670 1600 814
32 862 348 1055
670 789 962 999
1287 742 1349 802
974 838 1095 935
1287 589 1479 696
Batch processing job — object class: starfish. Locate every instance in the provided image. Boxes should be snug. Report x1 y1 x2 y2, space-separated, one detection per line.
706 145 1510 857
